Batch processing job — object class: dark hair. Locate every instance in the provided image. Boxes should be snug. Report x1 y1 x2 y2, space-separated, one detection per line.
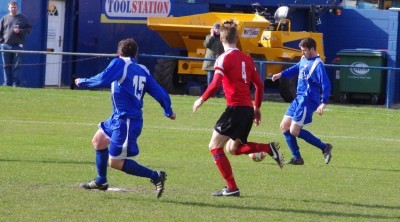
118 38 138 57
220 19 238 44
299 37 317 50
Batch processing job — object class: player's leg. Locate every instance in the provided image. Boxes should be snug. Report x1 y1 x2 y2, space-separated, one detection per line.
280 99 303 165
223 106 255 155
80 127 110 191
93 129 111 183
108 118 167 198
226 107 284 168
232 142 271 155
212 106 261 195
209 130 239 196
281 116 303 165
294 126 333 164
292 103 332 164
227 113 269 156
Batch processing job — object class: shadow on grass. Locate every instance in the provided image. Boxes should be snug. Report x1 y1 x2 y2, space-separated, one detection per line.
336 166 400 173
257 193 400 212
0 158 93 165
162 199 400 220
299 198 400 210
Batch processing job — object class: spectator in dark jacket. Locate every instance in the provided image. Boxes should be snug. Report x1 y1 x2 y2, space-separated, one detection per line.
202 23 224 87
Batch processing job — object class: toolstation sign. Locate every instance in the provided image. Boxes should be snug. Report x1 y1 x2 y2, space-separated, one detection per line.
102 0 171 23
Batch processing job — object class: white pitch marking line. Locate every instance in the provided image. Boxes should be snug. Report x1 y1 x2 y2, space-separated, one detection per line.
1 119 400 142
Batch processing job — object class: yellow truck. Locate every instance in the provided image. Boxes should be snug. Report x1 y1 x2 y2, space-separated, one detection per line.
148 4 338 102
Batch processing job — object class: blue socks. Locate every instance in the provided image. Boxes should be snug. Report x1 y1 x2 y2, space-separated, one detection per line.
94 148 158 183
298 129 325 151
122 159 159 181
283 129 326 159
283 131 301 159
95 148 109 184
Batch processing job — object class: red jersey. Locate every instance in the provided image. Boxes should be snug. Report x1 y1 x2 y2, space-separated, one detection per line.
201 48 264 108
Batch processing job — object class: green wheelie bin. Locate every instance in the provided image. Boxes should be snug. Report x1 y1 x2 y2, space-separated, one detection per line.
336 49 387 104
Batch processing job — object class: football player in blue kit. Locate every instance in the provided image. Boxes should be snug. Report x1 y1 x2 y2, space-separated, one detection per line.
73 38 176 198
272 37 332 165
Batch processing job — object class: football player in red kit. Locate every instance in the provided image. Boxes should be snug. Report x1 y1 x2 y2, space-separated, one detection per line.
193 19 284 197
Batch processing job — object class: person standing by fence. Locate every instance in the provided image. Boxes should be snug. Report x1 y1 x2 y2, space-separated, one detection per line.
202 23 224 95
0 1 32 87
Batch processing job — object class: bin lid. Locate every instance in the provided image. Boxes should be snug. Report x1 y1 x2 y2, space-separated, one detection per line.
337 48 387 57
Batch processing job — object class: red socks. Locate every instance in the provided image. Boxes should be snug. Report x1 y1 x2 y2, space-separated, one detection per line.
211 148 238 191
210 144 270 190
234 142 272 155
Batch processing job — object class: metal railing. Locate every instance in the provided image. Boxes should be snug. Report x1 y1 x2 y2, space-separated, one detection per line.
0 49 398 108
139 53 400 109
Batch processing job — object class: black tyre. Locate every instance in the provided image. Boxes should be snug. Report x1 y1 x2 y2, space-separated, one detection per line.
371 94 379 105
153 55 178 93
279 75 298 103
339 93 348 104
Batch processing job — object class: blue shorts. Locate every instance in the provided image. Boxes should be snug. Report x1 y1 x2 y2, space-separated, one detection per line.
285 96 318 126
100 117 143 159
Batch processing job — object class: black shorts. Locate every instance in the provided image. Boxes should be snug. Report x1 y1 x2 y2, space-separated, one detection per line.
214 106 254 143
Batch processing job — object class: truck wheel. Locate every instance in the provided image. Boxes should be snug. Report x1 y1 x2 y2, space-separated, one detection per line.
339 93 348 103
371 94 379 105
153 55 178 93
279 76 298 103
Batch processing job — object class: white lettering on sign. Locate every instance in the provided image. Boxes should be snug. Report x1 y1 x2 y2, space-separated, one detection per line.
105 0 171 18
350 62 370 76
241 28 260 38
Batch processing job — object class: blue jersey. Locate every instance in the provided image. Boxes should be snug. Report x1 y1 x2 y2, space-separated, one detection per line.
77 57 173 120
281 55 331 105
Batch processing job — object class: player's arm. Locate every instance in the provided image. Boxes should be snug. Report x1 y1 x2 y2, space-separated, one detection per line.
252 68 264 109
271 73 282 82
145 70 176 119
316 103 327 116
74 58 122 88
201 71 223 100
192 72 223 112
316 65 331 116
272 62 300 81
252 67 264 126
319 65 331 105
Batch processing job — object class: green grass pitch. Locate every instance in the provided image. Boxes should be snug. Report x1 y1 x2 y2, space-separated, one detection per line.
0 87 399 221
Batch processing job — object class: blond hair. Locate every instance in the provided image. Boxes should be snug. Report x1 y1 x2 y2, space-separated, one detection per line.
220 19 238 44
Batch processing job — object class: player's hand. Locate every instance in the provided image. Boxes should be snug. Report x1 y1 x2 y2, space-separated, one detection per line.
73 78 82 89
316 103 327 116
168 112 176 120
253 107 261 126
272 73 281 82
193 97 204 112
